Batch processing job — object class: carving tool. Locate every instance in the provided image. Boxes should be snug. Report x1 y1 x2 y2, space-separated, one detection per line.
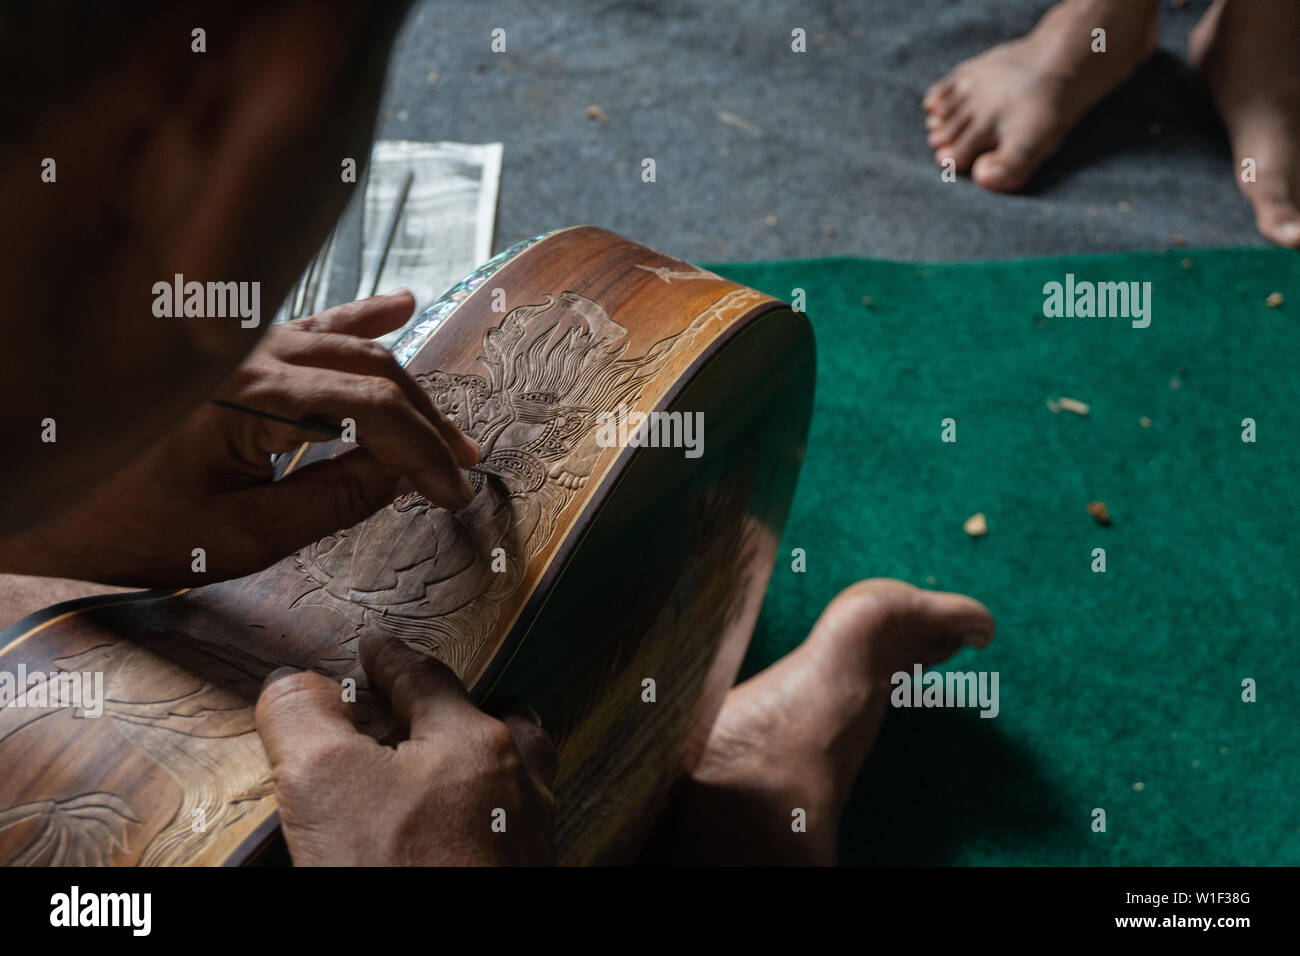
212 398 491 481
209 398 345 439
365 170 414 298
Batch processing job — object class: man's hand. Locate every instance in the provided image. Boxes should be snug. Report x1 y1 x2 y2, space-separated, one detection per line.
0 291 479 586
256 632 556 866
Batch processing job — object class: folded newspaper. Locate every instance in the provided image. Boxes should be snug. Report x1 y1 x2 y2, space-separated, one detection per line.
274 139 503 348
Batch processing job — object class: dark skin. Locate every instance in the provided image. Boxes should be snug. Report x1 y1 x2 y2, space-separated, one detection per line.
0 0 412 536
258 635 557 867
0 291 480 586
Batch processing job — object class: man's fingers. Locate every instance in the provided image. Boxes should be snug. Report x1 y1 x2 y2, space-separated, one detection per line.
255 668 363 771
359 631 478 739
501 703 558 791
242 364 474 509
288 289 416 338
260 329 480 467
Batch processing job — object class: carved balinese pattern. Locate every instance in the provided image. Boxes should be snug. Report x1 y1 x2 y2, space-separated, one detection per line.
292 286 767 679
0 635 281 866
0 794 139 866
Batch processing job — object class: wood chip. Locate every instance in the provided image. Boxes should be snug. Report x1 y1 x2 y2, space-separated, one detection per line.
717 110 762 136
1139 416 1152 428
1058 396 1090 415
963 512 988 537
1266 291 1284 308
1087 501 1111 526
585 104 608 123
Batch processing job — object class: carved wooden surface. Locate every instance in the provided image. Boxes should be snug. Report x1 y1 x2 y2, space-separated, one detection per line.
0 226 814 866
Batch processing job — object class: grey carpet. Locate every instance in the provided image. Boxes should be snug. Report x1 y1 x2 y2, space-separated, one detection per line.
376 0 1264 263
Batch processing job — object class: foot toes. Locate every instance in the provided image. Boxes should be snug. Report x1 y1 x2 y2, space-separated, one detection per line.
1251 194 1300 248
821 578 995 679
925 90 966 127
970 133 1055 192
922 77 956 110
971 150 1031 192
927 109 973 148
1274 220 1300 249
935 121 996 172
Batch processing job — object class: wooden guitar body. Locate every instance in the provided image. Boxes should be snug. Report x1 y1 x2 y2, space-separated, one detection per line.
0 226 815 866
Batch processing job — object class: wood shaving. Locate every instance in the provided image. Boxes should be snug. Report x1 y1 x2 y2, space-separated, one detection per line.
1058 396 1090 415
1087 501 1111 526
717 110 763 136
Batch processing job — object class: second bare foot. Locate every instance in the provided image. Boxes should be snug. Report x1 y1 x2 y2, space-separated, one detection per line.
1190 0 1300 248
924 0 1159 191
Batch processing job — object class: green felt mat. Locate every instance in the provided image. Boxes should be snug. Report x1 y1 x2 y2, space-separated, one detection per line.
704 248 1300 866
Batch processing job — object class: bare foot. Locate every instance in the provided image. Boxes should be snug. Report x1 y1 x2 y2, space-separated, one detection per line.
649 579 994 865
1190 0 1300 248
924 0 1159 191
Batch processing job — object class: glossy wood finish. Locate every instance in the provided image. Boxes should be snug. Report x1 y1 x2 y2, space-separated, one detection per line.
0 226 815 866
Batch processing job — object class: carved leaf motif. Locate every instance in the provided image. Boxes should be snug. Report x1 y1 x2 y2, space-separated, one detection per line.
0 792 141 866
